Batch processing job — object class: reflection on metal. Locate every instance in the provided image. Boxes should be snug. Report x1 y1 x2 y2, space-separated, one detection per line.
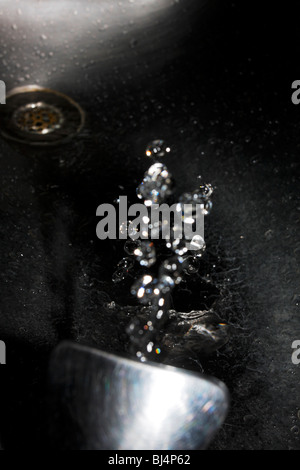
0 85 85 145
12 102 64 135
0 0 217 93
48 341 229 450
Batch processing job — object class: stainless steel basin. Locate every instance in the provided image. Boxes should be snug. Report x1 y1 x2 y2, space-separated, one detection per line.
0 0 217 101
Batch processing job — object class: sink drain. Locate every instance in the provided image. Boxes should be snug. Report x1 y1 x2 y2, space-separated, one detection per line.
12 102 64 136
0 85 85 145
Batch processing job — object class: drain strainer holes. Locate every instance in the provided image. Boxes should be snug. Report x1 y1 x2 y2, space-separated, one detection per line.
0 85 85 146
13 102 64 135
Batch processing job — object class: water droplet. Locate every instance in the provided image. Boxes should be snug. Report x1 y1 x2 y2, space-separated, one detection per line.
133 240 156 267
183 255 201 274
170 238 189 256
159 256 185 285
112 256 135 283
198 183 214 198
131 275 156 304
186 235 206 256
179 196 212 217
124 239 141 256
117 257 135 270
149 219 162 239
180 183 214 205
120 220 138 238
145 140 171 159
137 163 173 205
131 276 170 311
203 199 213 216
112 268 127 283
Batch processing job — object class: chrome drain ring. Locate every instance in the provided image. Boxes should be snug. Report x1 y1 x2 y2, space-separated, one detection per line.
0 85 85 146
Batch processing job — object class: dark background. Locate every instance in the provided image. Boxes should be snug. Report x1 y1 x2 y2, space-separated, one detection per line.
0 0 300 449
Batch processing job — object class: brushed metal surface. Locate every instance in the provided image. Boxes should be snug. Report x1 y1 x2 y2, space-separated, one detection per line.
0 0 216 96
48 341 229 450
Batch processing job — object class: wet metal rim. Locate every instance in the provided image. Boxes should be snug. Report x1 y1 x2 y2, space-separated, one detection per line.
0 85 85 146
